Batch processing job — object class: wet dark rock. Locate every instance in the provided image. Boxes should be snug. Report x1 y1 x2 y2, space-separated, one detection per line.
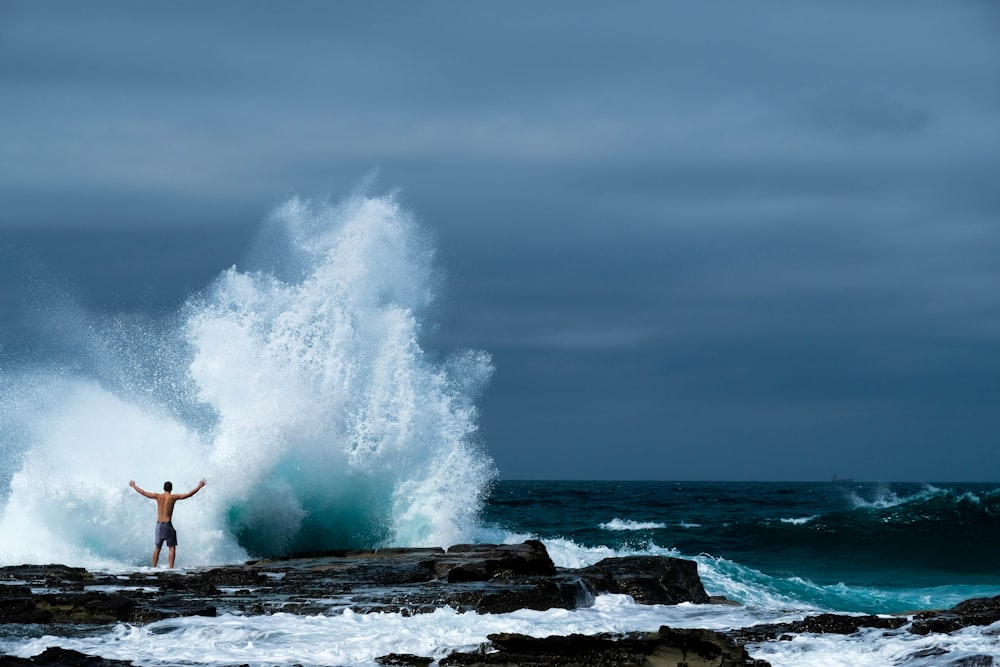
794 613 907 634
156 575 219 596
910 595 1000 635
0 597 52 623
732 613 907 643
199 567 269 587
0 564 92 589
375 654 435 666
443 576 593 614
251 547 443 590
129 595 217 623
0 542 713 625
440 540 557 581
900 649 996 667
439 627 770 667
948 657 994 667
0 647 133 666
34 592 135 623
1 541 998 667
952 596 1000 615
578 555 711 604
907 647 950 660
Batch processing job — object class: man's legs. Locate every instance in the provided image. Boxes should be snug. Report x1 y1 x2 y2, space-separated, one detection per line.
153 522 175 568
168 546 177 568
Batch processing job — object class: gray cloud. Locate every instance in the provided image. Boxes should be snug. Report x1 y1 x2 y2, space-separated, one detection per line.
2 0 998 480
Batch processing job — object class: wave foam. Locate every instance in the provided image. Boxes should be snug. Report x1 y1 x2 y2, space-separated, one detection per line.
0 191 497 567
779 516 818 525
599 518 667 531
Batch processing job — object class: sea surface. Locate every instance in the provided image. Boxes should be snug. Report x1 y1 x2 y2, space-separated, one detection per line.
1 193 998 665
1 480 998 666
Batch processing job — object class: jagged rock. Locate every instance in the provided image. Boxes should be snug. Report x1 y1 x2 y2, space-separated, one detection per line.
952 596 1000 615
948 657 994 667
251 547 442 587
2 544 1000 666
0 647 133 666
0 564 92 589
731 613 906 643
198 566 268 587
445 576 594 614
0 597 51 623
0 542 716 625
910 595 1000 635
578 555 711 604
131 595 217 623
439 540 557 582
376 654 435 666
439 627 769 667
902 647 996 667
908 647 950 660
157 575 219 596
34 592 135 623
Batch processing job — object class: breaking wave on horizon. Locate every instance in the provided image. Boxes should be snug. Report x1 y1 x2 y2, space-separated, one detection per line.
0 191 498 569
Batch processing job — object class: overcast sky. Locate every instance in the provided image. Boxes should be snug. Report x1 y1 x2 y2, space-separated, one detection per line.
2 1 999 480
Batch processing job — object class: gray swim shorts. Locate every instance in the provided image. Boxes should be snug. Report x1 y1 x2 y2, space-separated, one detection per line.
155 521 177 548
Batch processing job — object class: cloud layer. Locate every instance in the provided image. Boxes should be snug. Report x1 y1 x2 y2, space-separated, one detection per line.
2 1 999 479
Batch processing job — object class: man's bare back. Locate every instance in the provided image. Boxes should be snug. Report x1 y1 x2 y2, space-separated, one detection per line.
152 486 202 522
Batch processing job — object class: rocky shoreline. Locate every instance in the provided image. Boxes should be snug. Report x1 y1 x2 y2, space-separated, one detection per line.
1 541 998 666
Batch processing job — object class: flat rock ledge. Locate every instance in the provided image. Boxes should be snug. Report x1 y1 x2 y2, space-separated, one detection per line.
0 541 710 623
1 542 998 667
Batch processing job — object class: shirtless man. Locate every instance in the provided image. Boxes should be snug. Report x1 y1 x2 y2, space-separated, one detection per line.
129 479 206 568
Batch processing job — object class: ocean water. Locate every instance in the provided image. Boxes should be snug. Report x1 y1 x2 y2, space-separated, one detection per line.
487 481 1000 611
1 481 998 666
1 192 998 665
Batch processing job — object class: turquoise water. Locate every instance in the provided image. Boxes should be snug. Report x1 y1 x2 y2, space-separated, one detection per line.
483 480 1000 614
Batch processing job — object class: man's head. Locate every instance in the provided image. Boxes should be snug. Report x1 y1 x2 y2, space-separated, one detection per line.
163 481 173 492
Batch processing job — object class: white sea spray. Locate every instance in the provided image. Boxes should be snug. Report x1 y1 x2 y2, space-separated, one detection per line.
0 191 497 567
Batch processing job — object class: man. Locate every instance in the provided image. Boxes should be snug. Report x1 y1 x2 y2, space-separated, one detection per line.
129 479 206 568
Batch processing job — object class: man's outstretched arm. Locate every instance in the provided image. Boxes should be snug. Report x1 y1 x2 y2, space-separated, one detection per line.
175 479 207 500
129 480 157 499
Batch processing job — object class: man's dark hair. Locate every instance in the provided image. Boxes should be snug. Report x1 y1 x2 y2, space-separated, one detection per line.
164 481 173 492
